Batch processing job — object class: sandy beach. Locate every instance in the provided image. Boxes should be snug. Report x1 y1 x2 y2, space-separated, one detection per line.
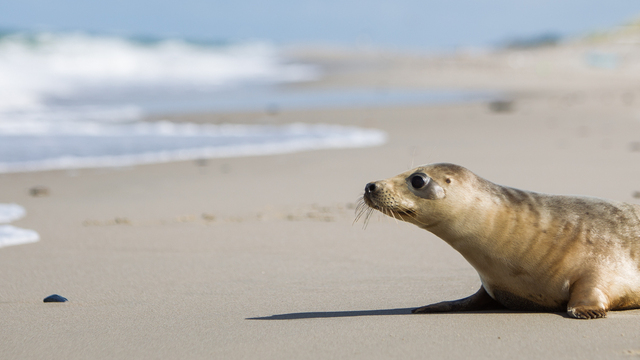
3 28 640 359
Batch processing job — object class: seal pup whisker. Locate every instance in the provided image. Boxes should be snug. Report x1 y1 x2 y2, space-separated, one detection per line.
409 146 417 170
354 196 376 229
355 194 426 228
356 194 406 227
362 207 375 229
394 204 424 224
355 201 376 229
354 197 367 223
361 162 640 319
384 207 400 225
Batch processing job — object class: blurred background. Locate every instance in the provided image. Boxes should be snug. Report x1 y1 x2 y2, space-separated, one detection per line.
1 0 639 172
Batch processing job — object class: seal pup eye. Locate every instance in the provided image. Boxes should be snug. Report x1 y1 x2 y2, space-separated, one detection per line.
406 172 446 200
410 174 428 189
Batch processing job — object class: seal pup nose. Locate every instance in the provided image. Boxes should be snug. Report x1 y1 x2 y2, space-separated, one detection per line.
365 182 377 193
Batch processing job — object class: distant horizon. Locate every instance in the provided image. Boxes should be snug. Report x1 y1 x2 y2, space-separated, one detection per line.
2 1 639 51
0 26 592 51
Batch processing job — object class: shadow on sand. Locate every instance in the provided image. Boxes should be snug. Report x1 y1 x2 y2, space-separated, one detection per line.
247 307 415 320
247 308 568 320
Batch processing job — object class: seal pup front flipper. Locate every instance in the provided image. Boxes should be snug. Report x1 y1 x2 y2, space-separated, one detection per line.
412 286 505 313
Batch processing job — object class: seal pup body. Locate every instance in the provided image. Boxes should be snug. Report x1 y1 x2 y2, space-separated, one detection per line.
361 163 640 319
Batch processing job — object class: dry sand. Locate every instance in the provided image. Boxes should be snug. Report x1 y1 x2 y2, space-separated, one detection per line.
3 28 640 359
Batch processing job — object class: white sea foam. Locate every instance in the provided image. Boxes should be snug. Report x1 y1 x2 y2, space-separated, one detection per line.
0 204 39 248
0 203 26 223
0 32 318 116
0 225 40 248
0 121 387 173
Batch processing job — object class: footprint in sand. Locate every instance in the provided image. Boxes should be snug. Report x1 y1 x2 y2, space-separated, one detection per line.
0 204 40 248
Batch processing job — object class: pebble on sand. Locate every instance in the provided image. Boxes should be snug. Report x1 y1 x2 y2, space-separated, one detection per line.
43 294 68 303
29 186 50 197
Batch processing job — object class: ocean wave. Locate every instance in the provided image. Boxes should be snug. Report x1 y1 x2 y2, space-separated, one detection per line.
0 122 387 173
0 31 318 115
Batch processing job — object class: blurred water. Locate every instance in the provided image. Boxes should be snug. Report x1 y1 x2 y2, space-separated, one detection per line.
0 32 317 118
0 31 493 173
0 122 387 173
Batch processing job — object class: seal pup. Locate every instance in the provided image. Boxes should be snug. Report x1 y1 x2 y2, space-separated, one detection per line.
358 163 640 319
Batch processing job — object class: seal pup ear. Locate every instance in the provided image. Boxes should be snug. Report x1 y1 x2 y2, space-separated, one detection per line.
406 172 446 200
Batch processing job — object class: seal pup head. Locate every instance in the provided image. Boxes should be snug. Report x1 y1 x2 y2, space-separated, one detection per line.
357 163 481 229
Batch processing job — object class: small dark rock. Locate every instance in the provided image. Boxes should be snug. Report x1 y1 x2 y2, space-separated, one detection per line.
195 158 208 167
489 100 514 113
43 294 68 303
29 186 50 197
